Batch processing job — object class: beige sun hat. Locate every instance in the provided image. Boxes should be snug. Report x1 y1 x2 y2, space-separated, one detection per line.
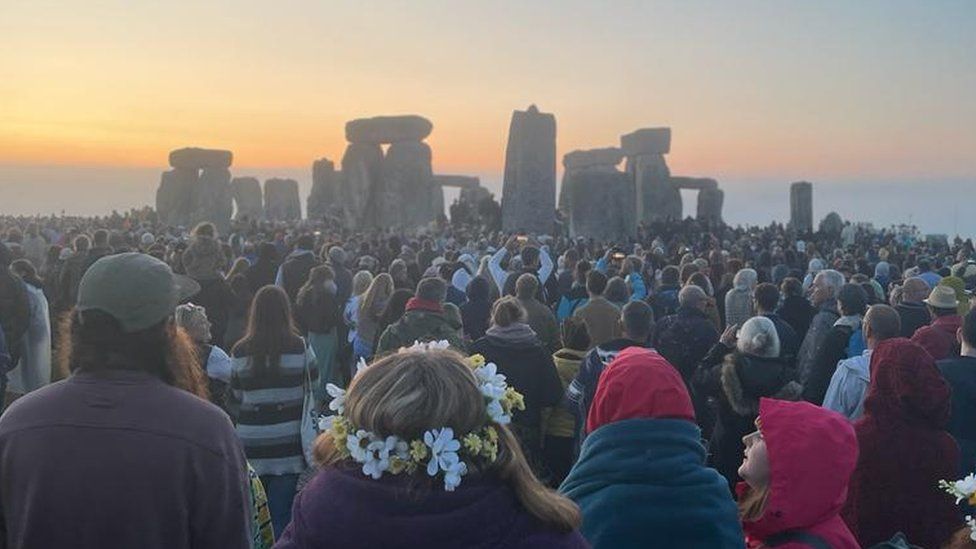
923 285 959 310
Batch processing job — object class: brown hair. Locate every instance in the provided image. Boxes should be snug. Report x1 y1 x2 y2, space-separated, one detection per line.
233 285 301 376
57 309 208 399
313 350 581 532
491 296 527 328
359 273 394 320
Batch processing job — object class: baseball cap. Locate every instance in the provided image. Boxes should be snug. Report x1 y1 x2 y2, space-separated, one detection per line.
77 252 200 333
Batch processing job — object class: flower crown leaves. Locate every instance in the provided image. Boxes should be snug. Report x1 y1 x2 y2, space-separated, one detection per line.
939 472 976 541
320 341 524 491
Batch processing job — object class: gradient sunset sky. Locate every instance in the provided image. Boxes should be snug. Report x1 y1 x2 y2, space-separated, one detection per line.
2 0 974 181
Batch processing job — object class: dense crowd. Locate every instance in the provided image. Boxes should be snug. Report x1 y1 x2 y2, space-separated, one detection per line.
1 209 975 548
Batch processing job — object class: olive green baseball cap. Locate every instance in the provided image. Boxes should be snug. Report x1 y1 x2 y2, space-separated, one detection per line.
77 252 200 333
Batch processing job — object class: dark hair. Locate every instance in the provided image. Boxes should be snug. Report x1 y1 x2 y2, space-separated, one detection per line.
754 282 780 312
516 273 539 299
605 277 629 304
560 317 590 351
92 229 109 247
521 246 540 268
233 285 301 376
837 283 868 317
73 234 91 252
660 265 680 286
10 259 44 289
58 309 208 398
416 277 448 303
574 260 591 284
961 308 976 348
296 234 315 251
679 264 699 285
376 289 414 343
466 276 490 301
622 300 654 342
586 270 608 296
257 242 277 263
781 277 803 298
491 296 527 328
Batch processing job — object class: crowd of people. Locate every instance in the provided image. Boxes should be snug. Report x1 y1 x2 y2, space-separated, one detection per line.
1 208 975 548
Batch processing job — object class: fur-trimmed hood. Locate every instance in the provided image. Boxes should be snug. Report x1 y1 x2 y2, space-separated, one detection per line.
721 351 801 416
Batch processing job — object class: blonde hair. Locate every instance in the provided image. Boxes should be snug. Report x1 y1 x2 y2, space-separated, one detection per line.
226 257 250 281
352 270 374 297
737 316 781 358
491 296 527 328
738 484 770 522
313 350 581 532
359 273 394 320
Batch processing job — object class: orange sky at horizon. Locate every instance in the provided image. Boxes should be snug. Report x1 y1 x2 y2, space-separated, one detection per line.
2 1 974 182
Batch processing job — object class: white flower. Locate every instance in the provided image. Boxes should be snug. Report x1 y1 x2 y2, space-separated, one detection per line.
361 435 402 480
954 473 976 499
326 383 346 414
443 460 468 491
402 340 451 353
355 357 368 376
486 399 510 425
317 414 334 432
966 516 976 542
423 427 462 477
347 429 371 462
475 363 506 391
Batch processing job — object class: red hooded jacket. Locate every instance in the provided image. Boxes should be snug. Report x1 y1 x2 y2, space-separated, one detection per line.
740 398 859 549
841 338 960 548
910 314 962 361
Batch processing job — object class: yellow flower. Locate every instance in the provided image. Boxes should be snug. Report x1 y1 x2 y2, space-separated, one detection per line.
410 439 429 462
468 354 486 368
389 457 407 474
504 387 526 412
463 433 483 454
331 417 349 438
482 439 499 461
484 425 498 443
970 492 976 506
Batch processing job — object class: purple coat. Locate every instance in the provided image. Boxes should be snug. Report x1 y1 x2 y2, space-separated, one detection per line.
275 467 589 548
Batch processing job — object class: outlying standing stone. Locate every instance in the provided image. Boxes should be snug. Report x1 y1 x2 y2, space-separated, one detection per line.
501 105 557 234
264 179 301 222
697 186 724 223
308 158 343 220
345 115 433 144
790 181 814 233
231 177 263 220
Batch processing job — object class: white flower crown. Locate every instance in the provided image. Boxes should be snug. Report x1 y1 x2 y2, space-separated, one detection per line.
939 472 976 541
319 341 525 491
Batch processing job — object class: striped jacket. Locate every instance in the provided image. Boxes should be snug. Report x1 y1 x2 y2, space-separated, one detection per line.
230 339 316 476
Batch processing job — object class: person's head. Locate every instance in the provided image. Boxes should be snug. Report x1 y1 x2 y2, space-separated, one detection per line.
560 317 590 352
234 285 299 375
686 271 714 297
520 246 541 270
678 284 707 312
327 245 346 266
733 268 758 291
379 289 414 327
586 347 695 434
959 308 976 355
257 242 277 263
389 258 408 280
352 270 374 297
73 234 91 253
191 222 216 239
901 277 931 303
465 275 490 301
562 248 579 271
174 303 211 343
620 300 654 343
586 270 608 297
737 317 780 358
810 269 845 307
679 263 699 285
938 276 970 315
416 276 448 305
753 283 780 314
864 338 950 426
59 252 207 397
92 229 109 248
780 277 803 299
837 283 868 317
313 349 580 532
862 304 901 350
660 265 680 287
574 259 591 285
924 285 960 319
917 258 931 273
491 296 527 328
227 257 249 279
515 273 539 300
360 272 394 315
605 277 629 304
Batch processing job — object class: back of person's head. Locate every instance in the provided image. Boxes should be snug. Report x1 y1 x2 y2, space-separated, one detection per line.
379 288 414 328
586 270 608 296
521 246 540 268
258 242 277 262
174 303 210 343
235 285 298 374
686 272 714 297
737 317 780 358
465 275 490 301
753 283 780 313
352 270 374 296
313 348 581 532
815 269 845 299
901 277 930 303
837 283 868 317
563 248 579 266
917 258 931 272
416 276 448 304
515 273 539 300
191 222 216 239
73 234 91 253
305 264 335 287
491 296 527 328
780 277 803 298
296 234 315 251
437 262 455 281
389 258 407 278
605 277 629 303
678 284 706 309
733 268 758 291
621 300 654 343
863 304 901 343
660 265 680 286
327 245 346 266
560 317 590 352
574 259 591 284
92 229 109 247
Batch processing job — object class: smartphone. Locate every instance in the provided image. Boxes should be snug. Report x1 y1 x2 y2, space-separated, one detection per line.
516 235 528 243
612 252 626 261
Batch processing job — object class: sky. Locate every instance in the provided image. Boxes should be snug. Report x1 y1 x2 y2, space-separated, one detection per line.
1 0 975 232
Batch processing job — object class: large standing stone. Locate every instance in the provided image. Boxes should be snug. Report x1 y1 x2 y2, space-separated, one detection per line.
345 115 433 144
790 181 814 233
339 143 384 228
191 167 233 231
264 178 301 221
559 148 624 213
621 128 671 156
231 177 263 220
501 105 557 234
566 168 636 242
697 186 725 223
381 141 437 227
156 167 198 226
631 154 678 223
308 158 343 220
169 148 233 170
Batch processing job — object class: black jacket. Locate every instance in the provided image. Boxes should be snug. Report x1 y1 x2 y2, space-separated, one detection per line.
801 322 854 405
280 251 319 304
187 277 235 350
295 287 341 335
896 301 931 338
776 295 816 341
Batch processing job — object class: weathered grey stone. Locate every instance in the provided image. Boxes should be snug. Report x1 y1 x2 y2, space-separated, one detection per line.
169 148 233 170
697 187 724 223
562 147 624 170
459 185 492 205
308 158 343 220
345 115 433 144
339 143 384 228
381 141 437 227
620 128 671 156
231 177 263 220
790 181 814 233
434 175 480 189
264 178 302 221
191 167 233 231
501 105 557 234
566 168 636 242
632 154 678 223
155 167 198 226
671 176 719 192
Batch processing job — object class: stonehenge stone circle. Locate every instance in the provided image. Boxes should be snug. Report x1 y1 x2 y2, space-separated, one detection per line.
169 148 233 170
630 153 674 223
264 178 302 221
501 105 557 234
231 177 263 220
620 128 671 156
565 168 636 242
308 158 343 220
562 147 624 170
790 181 814 233
192 167 232 231
345 115 433 144
156 167 197 226
381 141 438 227
339 142 384 228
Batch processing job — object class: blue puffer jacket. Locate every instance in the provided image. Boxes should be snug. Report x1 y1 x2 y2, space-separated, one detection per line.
560 418 744 549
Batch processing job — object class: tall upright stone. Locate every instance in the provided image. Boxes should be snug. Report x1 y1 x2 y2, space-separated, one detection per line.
339 143 384 228
381 141 437 227
790 181 814 233
697 187 725 223
559 147 623 213
621 128 678 223
156 167 198 226
565 168 636 242
308 158 343 220
191 167 232 231
231 177 263 220
501 105 556 234
264 178 301 222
